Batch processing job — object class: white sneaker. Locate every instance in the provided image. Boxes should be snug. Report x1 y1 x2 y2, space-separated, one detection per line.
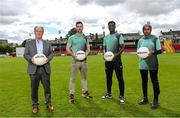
119 96 125 104
101 93 112 99
82 91 92 99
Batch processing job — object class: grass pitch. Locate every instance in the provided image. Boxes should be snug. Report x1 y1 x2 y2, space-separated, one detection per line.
0 54 180 117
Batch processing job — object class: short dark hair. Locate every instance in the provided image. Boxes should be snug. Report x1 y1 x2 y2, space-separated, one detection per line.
76 21 83 26
142 24 152 32
108 21 116 26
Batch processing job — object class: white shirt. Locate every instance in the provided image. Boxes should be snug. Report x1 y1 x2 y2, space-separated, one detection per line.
36 39 43 54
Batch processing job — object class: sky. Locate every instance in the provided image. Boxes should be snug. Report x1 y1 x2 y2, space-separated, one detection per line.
0 0 180 44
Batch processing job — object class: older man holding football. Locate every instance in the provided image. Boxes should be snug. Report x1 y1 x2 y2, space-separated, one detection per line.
24 26 54 113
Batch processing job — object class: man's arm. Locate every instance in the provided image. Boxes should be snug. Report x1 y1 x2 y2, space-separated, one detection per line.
114 44 125 57
46 42 53 62
103 47 105 55
86 45 90 56
24 41 33 63
66 44 76 58
119 44 125 54
114 34 125 58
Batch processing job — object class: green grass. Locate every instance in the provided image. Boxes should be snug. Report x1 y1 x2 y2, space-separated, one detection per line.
0 54 180 117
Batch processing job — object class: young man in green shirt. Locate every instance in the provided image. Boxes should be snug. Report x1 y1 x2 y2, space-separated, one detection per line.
102 21 125 104
66 21 92 103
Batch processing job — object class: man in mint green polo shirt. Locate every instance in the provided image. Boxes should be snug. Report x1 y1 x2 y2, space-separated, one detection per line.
137 24 162 109
66 21 92 104
101 21 125 104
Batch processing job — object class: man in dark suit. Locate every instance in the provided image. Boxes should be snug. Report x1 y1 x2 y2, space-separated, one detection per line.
24 26 54 113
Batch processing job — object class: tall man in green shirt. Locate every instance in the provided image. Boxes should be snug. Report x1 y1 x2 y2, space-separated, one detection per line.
66 21 92 104
102 21 125 104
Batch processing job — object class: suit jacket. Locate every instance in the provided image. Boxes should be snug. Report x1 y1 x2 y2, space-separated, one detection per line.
24 39 53 75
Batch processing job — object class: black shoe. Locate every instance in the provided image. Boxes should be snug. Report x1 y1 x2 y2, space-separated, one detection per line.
151 99 159 109
139 98 149 105
101 93 112 99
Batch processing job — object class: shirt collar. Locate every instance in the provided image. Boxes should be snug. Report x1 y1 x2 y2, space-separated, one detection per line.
36 39 43 43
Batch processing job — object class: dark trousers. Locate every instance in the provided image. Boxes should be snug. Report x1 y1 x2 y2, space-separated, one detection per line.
29 66 51 106
140 70 160 99
105 61 124 96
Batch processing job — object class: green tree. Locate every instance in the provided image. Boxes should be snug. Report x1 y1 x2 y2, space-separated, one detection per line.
4 45 14 53
66 27 76 40
0 46 5 52
0 45 14 53
95 33 98 40
21 40 27 47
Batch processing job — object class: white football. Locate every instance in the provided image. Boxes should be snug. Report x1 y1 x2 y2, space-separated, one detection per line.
33 53 47 66
137 47 150 58
104 51 114 61
75 50 86 61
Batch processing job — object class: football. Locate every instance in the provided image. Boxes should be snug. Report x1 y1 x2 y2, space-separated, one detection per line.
104 51 114 61
137 47 150 58
33 53 47 66
75 50 86 61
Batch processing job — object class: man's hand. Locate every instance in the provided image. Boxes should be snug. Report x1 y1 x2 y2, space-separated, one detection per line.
102 54 105 60
112 52 120 60
31 58 35 64
45 57 48 64
85 50 90 57
72 53 77 59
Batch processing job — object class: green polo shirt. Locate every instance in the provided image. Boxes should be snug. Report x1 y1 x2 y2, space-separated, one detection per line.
103 33 124 62
67 33 89 62
137 35 161 70
67 34 89 52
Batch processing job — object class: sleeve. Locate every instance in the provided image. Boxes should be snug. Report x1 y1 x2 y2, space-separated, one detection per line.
156 38 161 50
86 38 89 45
47 42 53 62
103 37 106 52
23 41 32 63
103 37 106 47
119 35 124 45
67 36 73 45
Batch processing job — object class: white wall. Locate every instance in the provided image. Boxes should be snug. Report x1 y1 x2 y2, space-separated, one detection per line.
16 47 25 57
